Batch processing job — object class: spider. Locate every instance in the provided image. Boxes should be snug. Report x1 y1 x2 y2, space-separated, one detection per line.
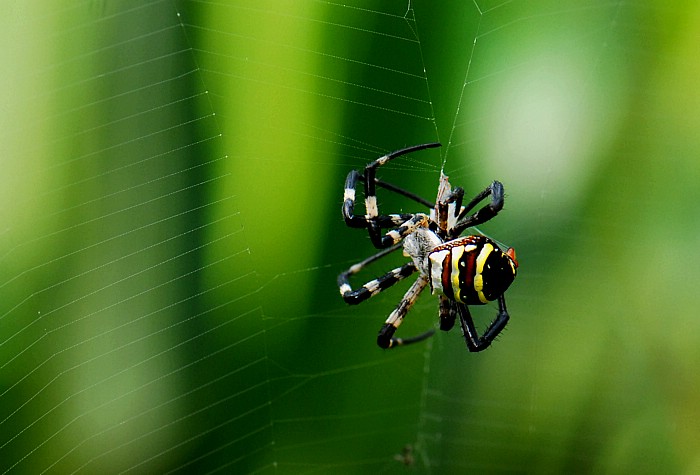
338 142 518 351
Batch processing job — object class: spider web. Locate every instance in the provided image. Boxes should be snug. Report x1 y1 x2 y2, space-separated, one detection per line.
2 1 698 474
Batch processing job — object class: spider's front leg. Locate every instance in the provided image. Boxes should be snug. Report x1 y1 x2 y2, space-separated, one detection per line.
438 295 457 332
456 295 510 352
337 244 434 349
342 143 440 249
337 243 417 305
377 274 434 349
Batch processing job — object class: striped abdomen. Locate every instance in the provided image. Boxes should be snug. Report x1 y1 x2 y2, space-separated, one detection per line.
427 235 517 305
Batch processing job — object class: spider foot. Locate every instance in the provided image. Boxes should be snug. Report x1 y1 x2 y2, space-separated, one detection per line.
378 324 434 349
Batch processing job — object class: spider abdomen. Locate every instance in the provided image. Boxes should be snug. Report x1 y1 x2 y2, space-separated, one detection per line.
427 235 517 305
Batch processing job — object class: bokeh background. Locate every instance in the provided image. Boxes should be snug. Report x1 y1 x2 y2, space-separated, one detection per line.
2 1 699 473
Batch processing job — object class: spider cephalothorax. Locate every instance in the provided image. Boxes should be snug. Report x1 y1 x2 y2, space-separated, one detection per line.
338 143 518 351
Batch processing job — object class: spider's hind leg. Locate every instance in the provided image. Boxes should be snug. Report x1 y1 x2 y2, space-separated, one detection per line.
452 181 505 236
456 295 510 352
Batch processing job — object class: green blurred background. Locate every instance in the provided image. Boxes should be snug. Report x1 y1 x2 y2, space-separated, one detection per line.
2 1 699 473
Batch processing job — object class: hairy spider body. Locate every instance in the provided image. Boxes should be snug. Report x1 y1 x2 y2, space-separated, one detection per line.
338 143 518 352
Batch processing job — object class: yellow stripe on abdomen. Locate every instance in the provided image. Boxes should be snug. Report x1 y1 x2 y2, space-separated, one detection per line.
474 242 493 303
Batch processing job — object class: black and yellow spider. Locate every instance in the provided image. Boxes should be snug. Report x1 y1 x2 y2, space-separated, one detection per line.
338 143 518 351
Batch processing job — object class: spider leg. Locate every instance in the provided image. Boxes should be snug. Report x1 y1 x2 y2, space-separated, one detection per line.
377 274 434 349
342 169 418 230
362 143 441 217
359 175 434 209
342 169 368 229
456 295 510 352
342 143 441 247
451 181 505 236
372 213 431 249
438 295 457 331
338 243 417 305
